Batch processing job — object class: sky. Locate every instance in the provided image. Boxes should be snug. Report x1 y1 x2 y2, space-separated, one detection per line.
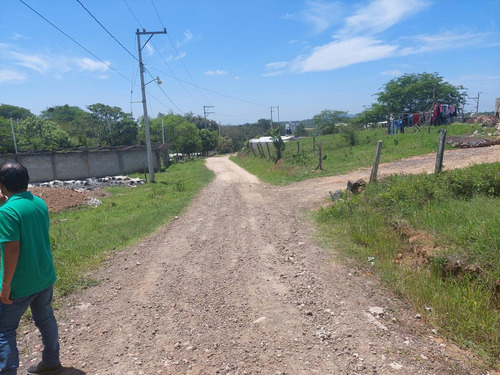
1 0 499 125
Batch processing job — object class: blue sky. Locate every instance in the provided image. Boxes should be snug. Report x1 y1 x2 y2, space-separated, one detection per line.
1 0 499 125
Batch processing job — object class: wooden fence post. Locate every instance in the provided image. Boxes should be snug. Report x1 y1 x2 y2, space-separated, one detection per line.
249 143 257 157
370 140 383 183
265 142 272 159
317 141 323 170
313 136 316 151
434 129 447 175
296 140 300 154
257 143 265 157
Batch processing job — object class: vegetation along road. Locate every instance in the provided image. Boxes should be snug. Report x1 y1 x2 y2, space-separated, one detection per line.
18 145 500 374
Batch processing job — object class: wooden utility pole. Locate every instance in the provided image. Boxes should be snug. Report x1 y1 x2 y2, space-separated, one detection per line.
9 118 18 154
136 28 166 183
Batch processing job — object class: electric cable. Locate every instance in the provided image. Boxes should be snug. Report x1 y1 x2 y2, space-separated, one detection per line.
76 0 138 62
18 0 135 86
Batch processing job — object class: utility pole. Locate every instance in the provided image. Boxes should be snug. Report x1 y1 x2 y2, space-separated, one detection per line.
472 92 482 115
203 105 214 129
136 28 166 183
277 105 280 134
270 106 275 130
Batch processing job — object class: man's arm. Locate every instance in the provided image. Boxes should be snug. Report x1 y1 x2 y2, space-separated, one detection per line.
0 241 20 304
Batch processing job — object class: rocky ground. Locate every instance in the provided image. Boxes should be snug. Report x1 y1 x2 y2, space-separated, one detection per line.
17 145 500 375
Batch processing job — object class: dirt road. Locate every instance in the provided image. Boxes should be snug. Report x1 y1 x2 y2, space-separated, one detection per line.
19 146 500 374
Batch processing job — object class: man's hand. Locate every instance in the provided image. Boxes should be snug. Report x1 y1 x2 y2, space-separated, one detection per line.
0 192 7 204
0 283 12 304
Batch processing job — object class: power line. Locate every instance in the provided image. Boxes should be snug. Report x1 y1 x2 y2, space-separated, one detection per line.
18 0 134 86
122 0 198 108
76 0 138 62
150 0 209 102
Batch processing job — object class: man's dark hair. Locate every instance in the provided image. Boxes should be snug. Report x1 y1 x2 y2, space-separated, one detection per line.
0 162 30 193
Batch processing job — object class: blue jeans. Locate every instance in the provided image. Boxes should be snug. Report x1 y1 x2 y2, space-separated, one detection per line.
0 285 60 374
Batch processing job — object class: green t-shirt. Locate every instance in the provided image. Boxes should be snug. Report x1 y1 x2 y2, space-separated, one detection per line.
0 191 56 299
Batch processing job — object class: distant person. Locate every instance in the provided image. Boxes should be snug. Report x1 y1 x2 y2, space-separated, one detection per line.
0 162 62 374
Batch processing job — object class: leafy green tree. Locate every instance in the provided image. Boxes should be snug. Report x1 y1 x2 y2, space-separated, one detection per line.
87 103 137 146
350 103 388 128
0 117 16 154
177 122 202 155
200 129 218 156
313 110 349 135
184 112 219 131
293 123 308 137
0 104 33 120
269 128 285 163
18 116 72 151
217 136 232 154
376 72 467 114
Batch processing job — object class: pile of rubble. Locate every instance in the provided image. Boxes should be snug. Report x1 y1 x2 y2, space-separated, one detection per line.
30 175 145 190
466 115 499 126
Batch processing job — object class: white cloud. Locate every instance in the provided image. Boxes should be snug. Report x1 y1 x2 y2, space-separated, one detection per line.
75 57 110 72
12 33 27 40
0 69 27 83
292 37 398 72
284 1 344 33
234 75 240 80
176 29 193 48
144 43 154 56
205 70 227 75
9 51 50 73
400 32 481 55
339 0 429 36
382 69 402 76
262 71 286 77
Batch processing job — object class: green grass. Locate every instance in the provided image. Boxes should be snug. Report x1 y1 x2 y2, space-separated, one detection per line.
316 163 500 364
231 123 483 185
50 159 215 296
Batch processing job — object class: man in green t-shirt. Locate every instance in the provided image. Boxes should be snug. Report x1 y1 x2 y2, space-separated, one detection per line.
0 162 62 374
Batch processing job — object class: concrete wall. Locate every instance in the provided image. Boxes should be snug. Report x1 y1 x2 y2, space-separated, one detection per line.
0 147 161 182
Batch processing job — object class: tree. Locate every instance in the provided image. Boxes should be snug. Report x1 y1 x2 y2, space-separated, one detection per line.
269 128 285 163
177 122 202 155
87 103 137 146
199 129 218 156
293 123 308 137
0 104 33 120
18 116 72 151
376 72 467 114
313 110 349 135
0 117 15 154
350 103 387 128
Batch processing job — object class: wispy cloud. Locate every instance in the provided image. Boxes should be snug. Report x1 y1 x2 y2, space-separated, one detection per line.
12 33 28 40
266 0 487 75
176 29 193 48
381 69 402 76
2 44 110 79
282 0 344 33
9 51 51 73
0 69 27 83
292 37 398 72
205 69 227 75
75 57 110 72
144 43 154 56
339 0 429 36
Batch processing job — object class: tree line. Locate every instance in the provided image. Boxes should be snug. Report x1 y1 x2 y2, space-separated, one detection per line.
0 72 469 155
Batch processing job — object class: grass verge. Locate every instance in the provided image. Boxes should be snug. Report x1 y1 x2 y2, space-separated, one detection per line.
316 162 500 365
231 124 483 185
50 159 215 297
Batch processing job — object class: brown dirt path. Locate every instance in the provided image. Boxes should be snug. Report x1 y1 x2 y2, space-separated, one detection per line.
18 145 500 374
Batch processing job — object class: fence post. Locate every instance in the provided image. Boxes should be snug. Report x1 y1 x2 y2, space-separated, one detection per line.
249 143 257 157
265 142 272 159
313 136 316 151
434 129 447 175
369 140 383 183
317 141 323 170
296 140 300 154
